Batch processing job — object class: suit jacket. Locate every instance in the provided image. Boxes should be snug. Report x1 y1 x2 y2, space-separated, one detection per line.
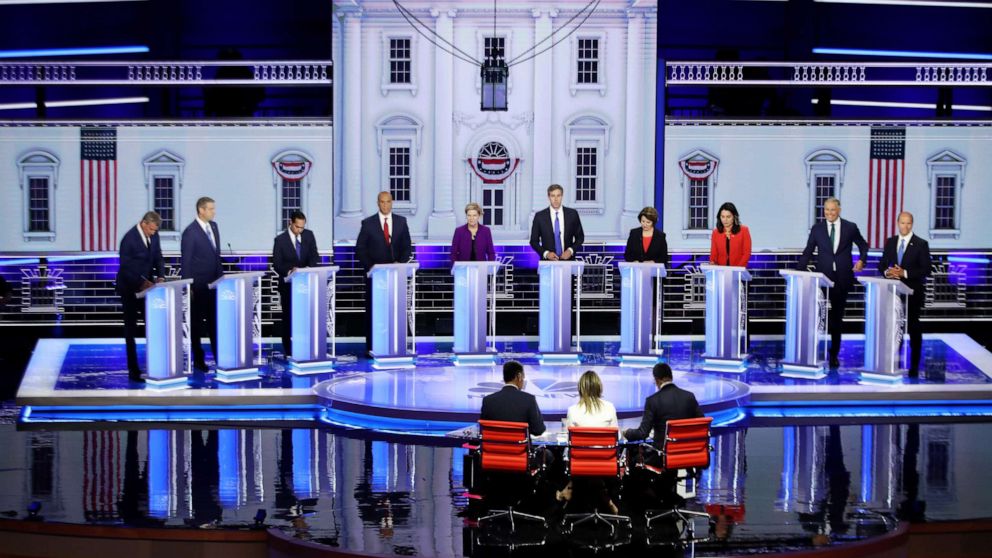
450 224 497 262
877 233 931 298
797 218 868 290
709 225 752 268
272 228 321 283
355 213 413 272
180 219 224 287
529 206 584 259
116 225 166 295
623 383 703 447
624 227 669 264
480 385 546 437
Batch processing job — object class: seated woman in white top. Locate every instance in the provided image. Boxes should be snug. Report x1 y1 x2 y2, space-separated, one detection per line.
566 370 618 428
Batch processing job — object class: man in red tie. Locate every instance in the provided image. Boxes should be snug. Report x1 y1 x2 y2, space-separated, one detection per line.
355 191 413 353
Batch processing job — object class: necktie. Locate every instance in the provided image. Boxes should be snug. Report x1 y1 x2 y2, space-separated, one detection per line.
295 235 302 260
143 234 149 249
206 225 216 252
383 218 391 247
829 222 836 253
898 238 906 265
553 212 563 256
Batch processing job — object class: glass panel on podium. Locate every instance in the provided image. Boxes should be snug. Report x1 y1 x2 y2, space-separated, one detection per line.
700 264 751 372
368 262 420 369
209 272 267 382
451 261 500 366
618 262 667 366
286 266 340 375
137 279 194 390
858 276 913 384
780 270 834 379
537 260 585 365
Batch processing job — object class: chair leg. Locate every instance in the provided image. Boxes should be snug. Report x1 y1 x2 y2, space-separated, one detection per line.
565 511 631 537
480 506 546 531
646 507 711 530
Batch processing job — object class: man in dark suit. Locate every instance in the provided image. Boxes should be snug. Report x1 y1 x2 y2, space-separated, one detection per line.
116 211 167 382
529 184 584 261
355 191 413 352
878 212 931 377
797 197 869 368
181 196 224 371
480 360 546 437
623 363 703 447
272 210 321 357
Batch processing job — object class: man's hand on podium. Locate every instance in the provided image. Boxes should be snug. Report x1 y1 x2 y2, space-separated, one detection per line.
560 248 573 260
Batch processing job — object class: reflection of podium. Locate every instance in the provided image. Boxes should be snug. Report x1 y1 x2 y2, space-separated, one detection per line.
138 279 194 390
451 261 500 365
780 270 834 379
209 272 266 382
618 262 667 365
538 260 585 364
286 266 340 374
858 276 913 383
368 262 420 368
700 264 751 372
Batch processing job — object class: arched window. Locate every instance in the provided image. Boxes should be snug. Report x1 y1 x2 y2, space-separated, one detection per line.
677 149 719 239
375 113 423 213
17 150 60 242
926 150 966 239
271 150 314 233
804 149 847 228
143 150 185 242
564 113 611 213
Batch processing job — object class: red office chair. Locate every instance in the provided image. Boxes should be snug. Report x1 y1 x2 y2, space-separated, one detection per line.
563 426 630 535
639 417 714 536
476 419 547 531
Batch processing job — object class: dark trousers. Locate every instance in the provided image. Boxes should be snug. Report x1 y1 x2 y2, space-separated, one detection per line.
828 287 850 360
905 293 924 374
120 292 143 376
278 284 293 356
190 284 217 365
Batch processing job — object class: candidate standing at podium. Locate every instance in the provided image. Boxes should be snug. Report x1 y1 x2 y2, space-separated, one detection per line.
709 202 751 267
450 202 496 262
797 197 868 368
272 210 321 356
355 191 413 353
878 212 931 377
529 184 584 261
181 196 224 371
117 211 166 382
624 207 668 264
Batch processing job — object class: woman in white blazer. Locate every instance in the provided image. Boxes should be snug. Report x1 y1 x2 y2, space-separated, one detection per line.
566 370 618 428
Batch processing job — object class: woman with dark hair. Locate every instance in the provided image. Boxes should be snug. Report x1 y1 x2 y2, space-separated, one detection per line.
709 202 752 267
624 206 668 264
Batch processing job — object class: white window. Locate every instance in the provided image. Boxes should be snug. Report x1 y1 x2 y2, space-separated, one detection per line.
474 31 513 94
17 150 59 242
564 113 610 214
375 113 423 214
143 150 184 242
677 149 720 239
804 149 847 229
271 150 314 233
926 150 966 239
570 32 606 96
380 33 417 96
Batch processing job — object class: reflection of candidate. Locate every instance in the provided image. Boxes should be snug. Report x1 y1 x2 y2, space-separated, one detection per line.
450 203 496 262
529 184 584 261
181 197 224 371
623 207 668 264
878 212 931 377
709 202 751 267
797 197 868 368
117 211 167 382
272 210 321 356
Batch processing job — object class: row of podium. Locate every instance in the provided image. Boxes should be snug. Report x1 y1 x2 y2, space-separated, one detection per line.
135 261 914 389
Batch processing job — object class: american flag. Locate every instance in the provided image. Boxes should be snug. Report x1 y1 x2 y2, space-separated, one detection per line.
83 431 123 519
867 126 906 249
80 127 117 251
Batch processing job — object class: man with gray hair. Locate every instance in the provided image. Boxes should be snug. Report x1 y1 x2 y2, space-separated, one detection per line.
878 212 931 377
116 211 167 382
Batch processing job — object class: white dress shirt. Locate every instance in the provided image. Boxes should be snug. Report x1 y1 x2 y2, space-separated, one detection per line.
136 224 150 248
896 232 914 278
378 212 392 240
826 218 841 254
543 206 567 259
195 216 215 247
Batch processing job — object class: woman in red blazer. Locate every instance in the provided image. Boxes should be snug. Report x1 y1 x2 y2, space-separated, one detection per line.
709 202 752 267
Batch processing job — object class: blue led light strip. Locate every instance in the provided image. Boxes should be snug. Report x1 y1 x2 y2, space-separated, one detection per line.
813 47 992 60
0 45 149 59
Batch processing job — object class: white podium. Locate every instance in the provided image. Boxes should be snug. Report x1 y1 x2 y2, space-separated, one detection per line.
701 264 751 372
858 276 913 384
368 262 420 368
538 260 585 365
451 261 500 365
286 266 340 375
618 262 667 366
780 269 835 379
209 271 266 382
137 279 194 390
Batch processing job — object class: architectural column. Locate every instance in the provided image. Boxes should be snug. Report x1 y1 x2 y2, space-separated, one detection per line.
427 8 457 239
530 8 556 220
621 9 645 230
339 10 364 232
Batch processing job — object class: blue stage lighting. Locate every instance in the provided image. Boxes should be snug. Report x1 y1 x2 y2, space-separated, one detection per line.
26 501 42 520
812 47 992 60
947 256 991 264
0 45 149 59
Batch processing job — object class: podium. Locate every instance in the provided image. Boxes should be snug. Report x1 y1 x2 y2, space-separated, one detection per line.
537 260 585 364
858 276 913 384
368 262 420 368
618 262 667 366
780 270 834 379
209 272 266 382
137 279 194 390
700 264 751 372
451 261 500 365
286 266 340 375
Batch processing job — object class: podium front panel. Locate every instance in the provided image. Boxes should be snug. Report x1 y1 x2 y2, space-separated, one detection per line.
702 265 750 362
619 263 666 355
861 278 911 377
452 262 497 354
216 278 253 370
538 262 580 354
291 271 329 362
144 286 184 379
369 263 418 359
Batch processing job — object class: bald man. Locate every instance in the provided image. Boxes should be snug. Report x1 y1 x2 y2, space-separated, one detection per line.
878 212 931 377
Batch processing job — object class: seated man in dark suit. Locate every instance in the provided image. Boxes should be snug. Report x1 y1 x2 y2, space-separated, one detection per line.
529 184 584 261
181 196 224 371
116 211 167 382
480 360 546 436
878 211 931 377
272 210 321 357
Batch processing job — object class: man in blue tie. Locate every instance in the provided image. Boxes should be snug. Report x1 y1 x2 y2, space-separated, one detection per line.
181 196 224 371
878 212 931 377
272 211 321 357
529 184 585 261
